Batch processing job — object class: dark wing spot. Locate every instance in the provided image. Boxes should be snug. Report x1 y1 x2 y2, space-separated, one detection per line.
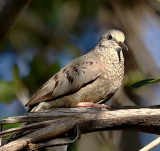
65 70 73 84
74 68 79 76
82 61 93 65
67 74 73 83
53 74 58 81
63 69 67 73
53 80 59 90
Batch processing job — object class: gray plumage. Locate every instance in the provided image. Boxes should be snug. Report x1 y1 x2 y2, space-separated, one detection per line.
26 29 128 112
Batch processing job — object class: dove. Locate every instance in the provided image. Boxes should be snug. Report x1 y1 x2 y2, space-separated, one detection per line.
25 29 128 112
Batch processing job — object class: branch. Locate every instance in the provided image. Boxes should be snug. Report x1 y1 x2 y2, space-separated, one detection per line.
0 106 160 150
140 136 160 151
0 0 31 42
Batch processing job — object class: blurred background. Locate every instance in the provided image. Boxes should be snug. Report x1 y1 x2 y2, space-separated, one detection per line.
0 0 160 150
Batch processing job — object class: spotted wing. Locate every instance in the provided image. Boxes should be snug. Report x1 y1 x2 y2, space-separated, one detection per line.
25 52 102 107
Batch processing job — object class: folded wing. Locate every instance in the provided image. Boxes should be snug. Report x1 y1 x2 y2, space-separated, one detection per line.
25 52 101 107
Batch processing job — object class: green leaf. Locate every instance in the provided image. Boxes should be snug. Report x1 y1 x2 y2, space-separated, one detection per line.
2 123 23 131
68 143 78 151
131 79 160 88
2 123 23 139
24 57 60 92
0 81 16 103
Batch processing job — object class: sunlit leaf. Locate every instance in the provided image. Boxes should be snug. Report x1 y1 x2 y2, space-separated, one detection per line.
131 79 160 88
2 123 23 130
2 123 23 139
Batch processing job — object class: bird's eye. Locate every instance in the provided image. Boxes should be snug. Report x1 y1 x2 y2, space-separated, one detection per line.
108 35 112 40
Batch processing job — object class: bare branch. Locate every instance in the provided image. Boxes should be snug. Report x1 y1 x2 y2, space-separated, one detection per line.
140 137 160 151
0 106 160 150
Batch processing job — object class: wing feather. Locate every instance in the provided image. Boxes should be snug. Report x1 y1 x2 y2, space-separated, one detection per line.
25 52 102 106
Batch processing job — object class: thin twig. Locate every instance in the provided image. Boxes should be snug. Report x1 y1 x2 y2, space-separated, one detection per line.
139 137 160 151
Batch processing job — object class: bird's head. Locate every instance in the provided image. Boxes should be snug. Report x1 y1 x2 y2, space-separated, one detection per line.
100 29 128 51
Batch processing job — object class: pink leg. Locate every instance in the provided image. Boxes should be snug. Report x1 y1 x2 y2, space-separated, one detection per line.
76 102 111 109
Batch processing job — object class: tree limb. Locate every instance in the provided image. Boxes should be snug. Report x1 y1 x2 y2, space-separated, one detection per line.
0 106 160 150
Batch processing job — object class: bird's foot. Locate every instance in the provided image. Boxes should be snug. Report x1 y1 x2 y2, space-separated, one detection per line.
76 102 111 109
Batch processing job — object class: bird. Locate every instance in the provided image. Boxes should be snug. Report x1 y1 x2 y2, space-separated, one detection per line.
25 29 128 112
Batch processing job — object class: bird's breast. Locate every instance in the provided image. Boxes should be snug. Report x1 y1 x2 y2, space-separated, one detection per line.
101 55 124 92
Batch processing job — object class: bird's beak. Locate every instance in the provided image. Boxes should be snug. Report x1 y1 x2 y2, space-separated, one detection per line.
118 42 128 51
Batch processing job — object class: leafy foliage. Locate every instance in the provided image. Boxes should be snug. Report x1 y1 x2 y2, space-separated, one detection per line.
2 123 23 139
131 79 160 88
24 56 60 92
68 143 78 151
0 81 15 103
